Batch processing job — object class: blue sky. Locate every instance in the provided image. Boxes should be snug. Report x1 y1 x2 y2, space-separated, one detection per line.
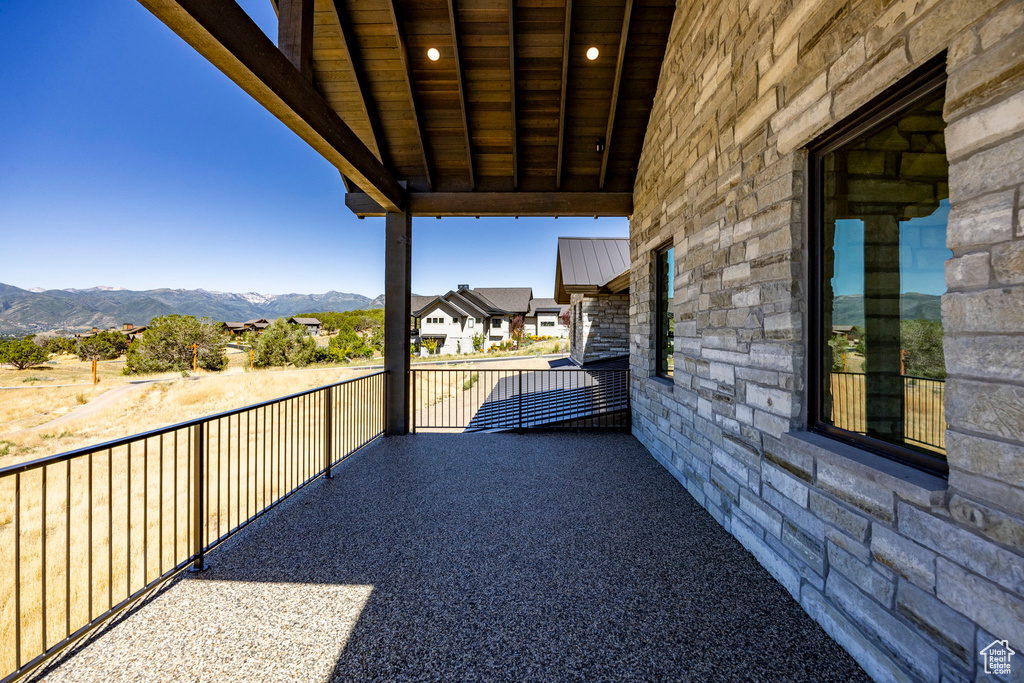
0 2 627 299
831 199 951 297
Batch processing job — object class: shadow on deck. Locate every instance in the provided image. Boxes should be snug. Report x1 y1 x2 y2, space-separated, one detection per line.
40 433 869 682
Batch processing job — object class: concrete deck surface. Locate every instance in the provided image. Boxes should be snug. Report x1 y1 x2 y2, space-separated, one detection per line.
39 433 870 682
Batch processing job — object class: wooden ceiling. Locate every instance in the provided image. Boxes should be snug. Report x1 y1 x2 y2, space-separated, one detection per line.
139 0 676 216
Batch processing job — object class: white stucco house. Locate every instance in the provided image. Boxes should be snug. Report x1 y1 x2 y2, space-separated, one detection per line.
411 285 567 355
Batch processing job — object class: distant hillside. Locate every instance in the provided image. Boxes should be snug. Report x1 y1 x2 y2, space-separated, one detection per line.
0 283 383 335
832 293 942 327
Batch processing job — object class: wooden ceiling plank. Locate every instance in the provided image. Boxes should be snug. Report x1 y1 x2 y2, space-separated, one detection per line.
386 0 434 189
329 0 388 166
555 0 572 189
279 0 314 80
346 191 632 216
598 0 632 189
509 0 518 189
447 0 476 189
138 0 404 211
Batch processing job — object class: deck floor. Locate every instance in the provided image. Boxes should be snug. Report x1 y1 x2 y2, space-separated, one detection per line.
39 433 870 682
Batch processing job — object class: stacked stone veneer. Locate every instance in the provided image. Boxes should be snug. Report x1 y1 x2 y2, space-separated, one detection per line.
628 0 1024 681
569 293 630 365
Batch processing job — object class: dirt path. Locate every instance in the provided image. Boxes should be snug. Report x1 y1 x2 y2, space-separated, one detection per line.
43 383 149 427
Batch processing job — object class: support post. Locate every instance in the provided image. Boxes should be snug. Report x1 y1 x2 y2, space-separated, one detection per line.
385 208 412 435
190 422 208 572
323 386 334 478
863 215 904 441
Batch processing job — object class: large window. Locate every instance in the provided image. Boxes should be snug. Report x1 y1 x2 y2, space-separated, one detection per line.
656 244 674 378
809 56 948 474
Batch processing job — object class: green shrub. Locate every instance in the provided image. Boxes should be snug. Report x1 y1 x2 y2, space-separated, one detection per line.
77 331 129 361
252 318 319 368
0 339 49 370
125 315 227 374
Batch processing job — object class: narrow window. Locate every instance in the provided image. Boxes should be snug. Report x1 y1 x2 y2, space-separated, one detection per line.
492 318 501 329
656 244 674 378
809 56 948 474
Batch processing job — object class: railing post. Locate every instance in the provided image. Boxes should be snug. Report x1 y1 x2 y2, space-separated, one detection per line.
190 422 208 572
323 385 334 479
518 370 523 431
410 370 416 434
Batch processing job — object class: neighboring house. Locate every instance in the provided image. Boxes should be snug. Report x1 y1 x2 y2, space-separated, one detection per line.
244 319 270 335
75 324 145 342
287 317 322 336
411 285 567 355
554 237 630 365
831 325 860 344
525 298 569 338
222 321 247 337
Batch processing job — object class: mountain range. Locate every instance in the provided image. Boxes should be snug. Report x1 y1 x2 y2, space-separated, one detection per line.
0 283 384 335
832 292 942 327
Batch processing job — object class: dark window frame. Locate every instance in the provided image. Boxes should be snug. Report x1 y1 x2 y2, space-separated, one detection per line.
655 242 674 379
806 53 948 477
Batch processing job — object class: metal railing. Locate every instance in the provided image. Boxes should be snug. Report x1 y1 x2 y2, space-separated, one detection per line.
828 372 946 453
411 368 630 432
0 371 386 683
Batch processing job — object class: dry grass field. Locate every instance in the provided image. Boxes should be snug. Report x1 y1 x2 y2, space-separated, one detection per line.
0 363 385 677
829 372 946 453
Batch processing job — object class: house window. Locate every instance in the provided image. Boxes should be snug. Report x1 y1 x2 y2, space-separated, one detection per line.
468 318 475 328
475 317 482 324
809 55 948 474
491 318 501 329
541 321 555 327
656 244 674 378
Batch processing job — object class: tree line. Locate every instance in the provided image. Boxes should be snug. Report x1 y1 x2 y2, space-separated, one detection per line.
0 309 387 374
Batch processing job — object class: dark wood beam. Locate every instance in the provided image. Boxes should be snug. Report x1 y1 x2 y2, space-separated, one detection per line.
278 0 313 80
384 207 412 435
599 0 633 190
138 0 405 212
386 0 433 190
555 0 573 190
508 0 518 190
447 0 475 189
329 0 387 166
346 191 632 217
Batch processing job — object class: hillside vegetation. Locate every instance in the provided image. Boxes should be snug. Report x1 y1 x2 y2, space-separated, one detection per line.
0 282 385 335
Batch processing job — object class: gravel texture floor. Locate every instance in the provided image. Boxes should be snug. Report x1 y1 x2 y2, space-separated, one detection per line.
39 433 871 682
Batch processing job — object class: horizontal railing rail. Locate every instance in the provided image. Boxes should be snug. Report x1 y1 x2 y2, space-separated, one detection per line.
828 371 946 453
0 371 386 683
410 368 630 432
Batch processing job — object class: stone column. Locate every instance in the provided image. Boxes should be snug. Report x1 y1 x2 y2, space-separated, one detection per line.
385 209 411 435
863 214 903 440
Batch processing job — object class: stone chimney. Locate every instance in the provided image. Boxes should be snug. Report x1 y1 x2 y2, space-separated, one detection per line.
123 323 133 330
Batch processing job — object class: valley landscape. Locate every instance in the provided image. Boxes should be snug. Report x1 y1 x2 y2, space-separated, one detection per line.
0 282 386 336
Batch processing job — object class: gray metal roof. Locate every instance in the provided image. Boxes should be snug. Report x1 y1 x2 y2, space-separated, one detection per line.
557 238 630 287
289 317 321 325
554 237 630 303
526 298 561 316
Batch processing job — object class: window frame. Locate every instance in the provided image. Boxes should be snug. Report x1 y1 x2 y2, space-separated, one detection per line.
806 53 948 476
655 242 674 379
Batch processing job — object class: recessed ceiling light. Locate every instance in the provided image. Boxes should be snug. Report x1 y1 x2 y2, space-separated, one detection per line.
427 47 440 61
586 47 599 60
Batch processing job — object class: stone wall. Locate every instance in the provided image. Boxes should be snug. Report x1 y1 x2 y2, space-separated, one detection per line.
628 0 1024 681
569 293 630 365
